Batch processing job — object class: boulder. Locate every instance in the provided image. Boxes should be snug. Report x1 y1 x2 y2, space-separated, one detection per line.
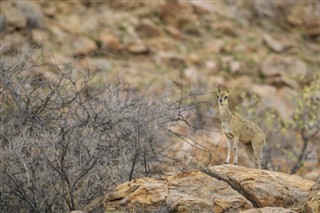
136 19 163 39
261 55 307 78
240 207 296 213
253 1 320 36
205 165 314 208
72 36 98 56
300 180 320 213
159 0 197 29
261 55 308 88
127 42 149 54
102 170 253 212
263 34 289 53
89 165 315 213
99 32 123 54
3 6 27 30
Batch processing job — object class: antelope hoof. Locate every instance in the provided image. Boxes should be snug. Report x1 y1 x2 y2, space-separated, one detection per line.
234 162 238 165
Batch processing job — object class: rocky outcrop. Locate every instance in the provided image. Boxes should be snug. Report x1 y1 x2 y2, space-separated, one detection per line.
203 165 314 208
299 179 320 213
87 165 314 213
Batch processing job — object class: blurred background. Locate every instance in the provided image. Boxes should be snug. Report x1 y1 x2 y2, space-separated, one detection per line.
0 0 319 211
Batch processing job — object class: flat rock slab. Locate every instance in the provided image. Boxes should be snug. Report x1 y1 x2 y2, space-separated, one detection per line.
240 207 296 213
89 165 315 213
103 170 253 212
206 165 314 208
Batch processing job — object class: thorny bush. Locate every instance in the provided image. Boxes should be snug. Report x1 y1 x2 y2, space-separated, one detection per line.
0 44 199 212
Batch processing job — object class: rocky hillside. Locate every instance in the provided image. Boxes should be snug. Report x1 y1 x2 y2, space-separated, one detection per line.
2 0 319 177
84 165 317 213
1 1 319 212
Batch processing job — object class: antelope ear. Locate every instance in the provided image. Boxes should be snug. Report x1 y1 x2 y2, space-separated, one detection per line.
226 86 230 93
217 84 221 94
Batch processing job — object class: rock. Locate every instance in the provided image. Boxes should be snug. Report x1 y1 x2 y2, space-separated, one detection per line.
201 40 225 55
251 84 295 120
145 37 176 51
240 207 296 213
154 51 186 68
42 2 56 17
3 6 27 30
190 1 215 15
90 165 316 212
136 19 163 39
72 36 98 56
31 29 49 45
99 32 123 54
263 34 287 53
213 21 238 36
253 1 320 36
261 55 308 87
127 42 148 54
159 0 197 29
205 165 314 208
102 170 253 212
304 168 320 182
205 60 219 73
165 25 185 39
301 180 320 213
229 60 243 73
15 1 46 29
285 2 320 36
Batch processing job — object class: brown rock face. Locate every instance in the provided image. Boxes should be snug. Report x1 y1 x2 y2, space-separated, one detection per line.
103 170 253 212
240 207 296 213
88 165 315 213
205 165 314 208
72 36 98 56
300 180 320 213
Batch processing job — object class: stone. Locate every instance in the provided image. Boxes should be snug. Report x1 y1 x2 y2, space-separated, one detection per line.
229 60 243 73
72 36 98 56
127 42 148 54
205 60 219 73
15 1 46 29
213 21 238 36
251 84 295 120
240 207 296 213
300 180 320 213
154 51 186 68
145 37 176 51
263 34 287 53
190 1 215 15
31 29 49 45
3 6 27 30
261 55 308 86
159 0 197 29
253 1 320 36
88 165 316 213
103 170 253 212
99 32 123 54
136 19 163 39
206 165 314 208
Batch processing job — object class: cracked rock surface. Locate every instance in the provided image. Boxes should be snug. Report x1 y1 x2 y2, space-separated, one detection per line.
86 165 314 213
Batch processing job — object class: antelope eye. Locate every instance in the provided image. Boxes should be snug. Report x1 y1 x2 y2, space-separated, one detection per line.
224 96 228 99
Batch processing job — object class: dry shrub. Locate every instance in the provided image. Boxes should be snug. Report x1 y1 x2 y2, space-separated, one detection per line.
0 44 199 212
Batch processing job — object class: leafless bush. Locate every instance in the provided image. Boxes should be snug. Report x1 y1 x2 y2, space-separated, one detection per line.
0 44 199 212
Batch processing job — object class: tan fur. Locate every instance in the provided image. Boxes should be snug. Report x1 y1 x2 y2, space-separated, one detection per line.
217 86 266 168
